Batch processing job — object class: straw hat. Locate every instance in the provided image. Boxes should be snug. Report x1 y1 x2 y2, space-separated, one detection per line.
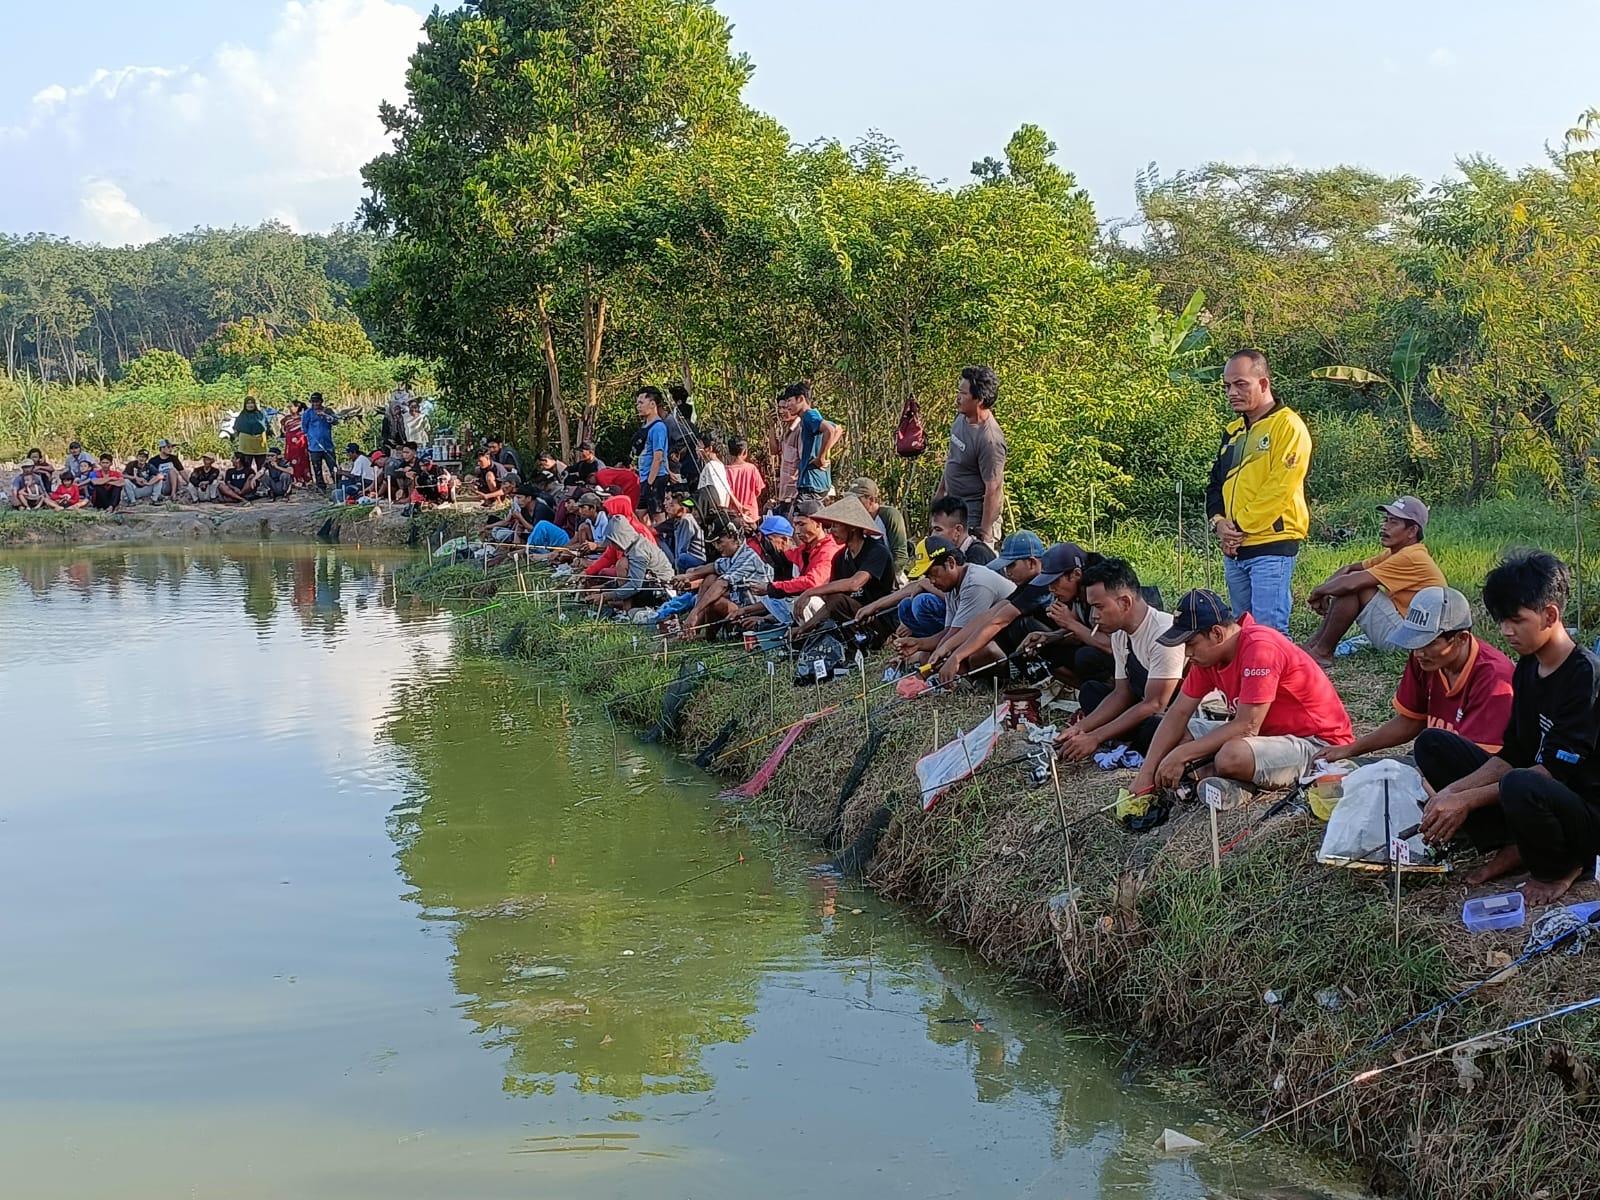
816 492 879 533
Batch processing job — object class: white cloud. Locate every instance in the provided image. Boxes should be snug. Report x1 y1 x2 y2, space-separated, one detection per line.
1427 47 1458 69
0 0 423 242
78 178 170 245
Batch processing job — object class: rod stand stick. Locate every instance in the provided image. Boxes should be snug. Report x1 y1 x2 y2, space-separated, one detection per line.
1047 755 1080 937
1209 800 1221 879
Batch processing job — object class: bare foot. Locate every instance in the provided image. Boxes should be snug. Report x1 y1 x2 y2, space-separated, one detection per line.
1523 868 1584 907
1466 844 1524 886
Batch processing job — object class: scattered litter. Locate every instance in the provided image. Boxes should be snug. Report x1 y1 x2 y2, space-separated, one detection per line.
1263 989 1283 1006
850 908 863 916
1315 987 1343 1011
1333 633 1372 657
621 950 636 957
1524 902 1600 956
1092 744 1144 770
1154 1128 1203 1155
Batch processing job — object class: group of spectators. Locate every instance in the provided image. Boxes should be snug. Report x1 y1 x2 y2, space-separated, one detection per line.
504 351 1600 913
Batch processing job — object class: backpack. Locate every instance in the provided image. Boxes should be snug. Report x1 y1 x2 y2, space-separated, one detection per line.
894 395 926 458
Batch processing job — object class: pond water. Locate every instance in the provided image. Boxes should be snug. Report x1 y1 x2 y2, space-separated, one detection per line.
0 548 1355 1200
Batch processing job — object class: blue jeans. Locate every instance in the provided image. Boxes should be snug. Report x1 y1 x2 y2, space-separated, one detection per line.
897 592 946 638
656 592 697 621
675 552 706 573
1223 553 1297 635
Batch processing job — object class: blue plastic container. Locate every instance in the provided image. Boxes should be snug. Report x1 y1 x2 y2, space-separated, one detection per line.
1462 891 1526 932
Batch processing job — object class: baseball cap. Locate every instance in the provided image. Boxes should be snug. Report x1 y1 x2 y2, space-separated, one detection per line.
345 442 362 454
1377 496 1430 531
158 439 173 449
576 491 606 508
847 477 881 501
993 530 1046 567
1392 586 1474 651
1029 542 1089 587
202 452 217 461
792 497 823 518
1157 589 1235 646
907 535 961 580
759 514 794 537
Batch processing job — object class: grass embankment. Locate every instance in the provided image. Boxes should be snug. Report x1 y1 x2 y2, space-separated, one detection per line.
402 500 1600 1200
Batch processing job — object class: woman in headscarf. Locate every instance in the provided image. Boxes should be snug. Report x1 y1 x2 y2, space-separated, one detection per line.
282 399 312 483
231 396 272 470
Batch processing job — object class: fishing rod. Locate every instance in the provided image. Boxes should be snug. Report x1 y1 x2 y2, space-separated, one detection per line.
1300 905 1600 1093
657 853 747 894
1236 991 1600 1144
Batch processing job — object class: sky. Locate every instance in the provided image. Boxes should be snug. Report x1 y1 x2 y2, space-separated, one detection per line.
2 0 1597 245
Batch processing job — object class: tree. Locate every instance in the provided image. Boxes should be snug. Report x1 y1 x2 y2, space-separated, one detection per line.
360 0 756 457
119 348 195 390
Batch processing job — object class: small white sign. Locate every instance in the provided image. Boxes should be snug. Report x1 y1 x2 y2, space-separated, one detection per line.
768 660 776 676
1390 838 1412 866
814 658 829 682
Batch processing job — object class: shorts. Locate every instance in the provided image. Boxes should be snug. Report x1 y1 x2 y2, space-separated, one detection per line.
1187 716 1327 789
1357 592 1406 649
640 477 668 512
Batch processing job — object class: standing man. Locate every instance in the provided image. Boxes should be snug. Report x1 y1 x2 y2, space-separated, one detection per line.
635 386 671 518
725 436 766 525
935 365 1007 547
1207 349 1311 635
848 478 909 582
785 382 841 498
302 393 339 493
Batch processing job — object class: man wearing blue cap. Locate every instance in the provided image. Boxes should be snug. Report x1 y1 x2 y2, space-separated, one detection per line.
1132 589 1353 796
989 531 1046 586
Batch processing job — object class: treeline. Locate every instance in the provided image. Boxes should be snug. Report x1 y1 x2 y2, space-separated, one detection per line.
0 224 380 384
357 0 1600 533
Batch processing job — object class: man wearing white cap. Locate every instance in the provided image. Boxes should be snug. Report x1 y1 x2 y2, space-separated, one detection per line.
1322 586 1514 762
1303 495 1445 666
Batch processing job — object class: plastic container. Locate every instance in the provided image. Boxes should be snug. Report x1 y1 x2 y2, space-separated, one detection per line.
1462 891 1526 932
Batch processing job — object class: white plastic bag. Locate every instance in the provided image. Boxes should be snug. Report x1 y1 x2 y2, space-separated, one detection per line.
1316 759 1428 867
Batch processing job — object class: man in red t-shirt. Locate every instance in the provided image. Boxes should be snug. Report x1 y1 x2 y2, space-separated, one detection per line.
1133 589 1354 793
1323 586 1513 760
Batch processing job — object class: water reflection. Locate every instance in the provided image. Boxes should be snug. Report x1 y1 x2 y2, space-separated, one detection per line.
0 546 414 646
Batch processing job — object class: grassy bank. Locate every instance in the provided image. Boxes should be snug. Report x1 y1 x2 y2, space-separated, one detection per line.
404 500 1600 1200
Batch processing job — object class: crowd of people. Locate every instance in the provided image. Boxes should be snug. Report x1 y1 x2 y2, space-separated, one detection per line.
490 353 1598 910
1 388 466 513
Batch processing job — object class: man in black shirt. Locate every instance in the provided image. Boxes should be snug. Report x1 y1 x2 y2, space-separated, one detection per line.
789 493 897 644
474 451 510 506
185 454 221 502
1419 550 1600 903
563 442 603 488
149 440 185 502
218 453 262 503
486 437 522 478
929 495 996 566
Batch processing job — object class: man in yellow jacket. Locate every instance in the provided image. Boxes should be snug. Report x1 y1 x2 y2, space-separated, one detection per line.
1205 349 1312 635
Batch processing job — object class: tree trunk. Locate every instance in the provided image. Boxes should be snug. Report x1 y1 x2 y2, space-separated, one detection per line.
535 290 572 461
579 281 608 443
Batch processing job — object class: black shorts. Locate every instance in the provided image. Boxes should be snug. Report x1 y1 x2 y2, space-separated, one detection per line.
640 477 668 512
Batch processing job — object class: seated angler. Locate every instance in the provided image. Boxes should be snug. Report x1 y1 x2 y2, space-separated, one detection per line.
597 508 677 614
1057 558 1188 761
892 538 1016 676
929 495 996 566
757 499 841 628
1416 551 1600 903
149 440 186 502
847 478 910 583
1323 586 1513 762
658 521 776 638
1131 589 1353 799
262 448 296 499
474 450 512 506
787 494 900 645
1303 496 1445 666
658 489 707 572
936 542 1109 686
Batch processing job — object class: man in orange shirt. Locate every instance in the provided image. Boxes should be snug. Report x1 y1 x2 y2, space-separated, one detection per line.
1303 496 1445 665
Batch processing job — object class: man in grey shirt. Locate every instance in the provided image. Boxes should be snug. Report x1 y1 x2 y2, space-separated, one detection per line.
891 536 1015 675
934 365 1007 546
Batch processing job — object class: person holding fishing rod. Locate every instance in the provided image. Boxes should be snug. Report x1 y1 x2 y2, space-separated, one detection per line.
1413 551 1600 904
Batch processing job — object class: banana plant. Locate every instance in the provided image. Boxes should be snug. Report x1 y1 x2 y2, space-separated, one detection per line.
1311 328 1425 432
1151 287 1223 385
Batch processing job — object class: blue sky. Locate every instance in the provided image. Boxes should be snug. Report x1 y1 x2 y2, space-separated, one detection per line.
3 0 1597 243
